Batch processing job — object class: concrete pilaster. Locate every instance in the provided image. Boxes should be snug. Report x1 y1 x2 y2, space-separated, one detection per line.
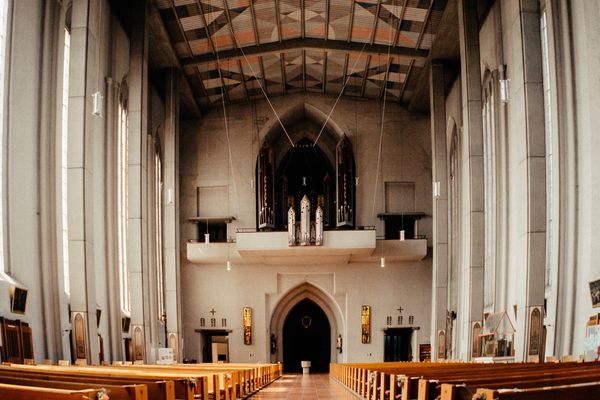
429 63 449 360
457 0 485 359
163 69 182 362
67 0 101 364
127 0 151 363
105 77 123 361
514 0 546 361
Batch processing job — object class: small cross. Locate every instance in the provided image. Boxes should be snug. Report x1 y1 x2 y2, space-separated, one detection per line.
397 307 404 314
209 308 216 316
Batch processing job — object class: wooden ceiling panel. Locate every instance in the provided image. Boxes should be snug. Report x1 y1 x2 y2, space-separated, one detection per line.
152 0 449 107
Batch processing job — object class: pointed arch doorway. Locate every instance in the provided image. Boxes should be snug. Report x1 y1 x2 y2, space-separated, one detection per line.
269 282 344 373
283 299 331 373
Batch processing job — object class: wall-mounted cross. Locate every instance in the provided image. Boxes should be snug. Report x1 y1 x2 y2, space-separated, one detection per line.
397 307 404 314
209 309 216 316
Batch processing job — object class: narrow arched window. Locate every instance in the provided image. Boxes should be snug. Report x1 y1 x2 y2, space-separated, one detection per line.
117 82 130 313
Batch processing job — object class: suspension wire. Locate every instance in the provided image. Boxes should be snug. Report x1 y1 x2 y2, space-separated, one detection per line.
371 0 398 217
312 41 368 147
211 0 240 217
237 48 295 147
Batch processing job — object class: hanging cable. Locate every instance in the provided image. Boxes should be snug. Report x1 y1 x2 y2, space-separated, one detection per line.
371 0 398 217
313 41 368 147
237 47 295 147
210 0 240 218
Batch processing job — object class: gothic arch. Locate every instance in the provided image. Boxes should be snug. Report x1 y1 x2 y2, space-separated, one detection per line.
269 281 344 364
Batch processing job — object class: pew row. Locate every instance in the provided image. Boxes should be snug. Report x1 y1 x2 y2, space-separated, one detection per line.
0 361 281 400
330 361 600 400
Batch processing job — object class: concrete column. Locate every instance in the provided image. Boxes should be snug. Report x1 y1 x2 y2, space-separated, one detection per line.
38 0 62 361
67 0 101 364
127 0 151 362
514 0 546 361
429 63 449 360
457 0 485 359
105 77 123 361
163 69 182 361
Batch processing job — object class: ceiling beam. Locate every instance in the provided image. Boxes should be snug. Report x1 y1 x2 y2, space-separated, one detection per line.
301 0 305 39
168 1 210 103
398 58 414 102
237 58 250 101
221 0 239 49
415 0 434 49
181 38 428 67
302 49 306 91
370 0 382 45
322 51 328 94
274 0 283 42
259 55 268 95
249 0 260 45
341 52 349 96
280 53 287 96
148 4 201 117
379 56 392 99
347 1 356 42
325 0 330 40
195 0 230 104
360 55 371 97
393 0 409 46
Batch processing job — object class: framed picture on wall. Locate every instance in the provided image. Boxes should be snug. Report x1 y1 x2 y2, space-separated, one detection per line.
590 278 600 308
361 305 371 344
243 307 252 345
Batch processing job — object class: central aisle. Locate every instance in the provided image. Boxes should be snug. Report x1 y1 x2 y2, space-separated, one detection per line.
249 373 358 399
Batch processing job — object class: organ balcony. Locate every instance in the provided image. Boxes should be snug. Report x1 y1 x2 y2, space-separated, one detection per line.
186 228 427 265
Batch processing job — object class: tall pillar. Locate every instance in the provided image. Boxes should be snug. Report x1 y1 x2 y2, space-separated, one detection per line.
429 63 449 360
127 0 151 363
163 69 182 361
105 76 123 361
514 0 546 361
38 0 62 361
67 0 101 364
457 0 485 359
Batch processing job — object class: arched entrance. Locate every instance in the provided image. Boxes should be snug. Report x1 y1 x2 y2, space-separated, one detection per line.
282 299 331 373
269 282 344 367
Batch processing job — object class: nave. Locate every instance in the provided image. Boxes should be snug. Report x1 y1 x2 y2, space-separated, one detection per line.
248 374 356 400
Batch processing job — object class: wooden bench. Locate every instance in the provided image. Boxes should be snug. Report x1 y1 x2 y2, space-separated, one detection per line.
474 381 600 399
0 375 147 400
0 382 99 400
331 361 600 400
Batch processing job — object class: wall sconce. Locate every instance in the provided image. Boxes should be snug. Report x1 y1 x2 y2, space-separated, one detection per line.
499 79 510 103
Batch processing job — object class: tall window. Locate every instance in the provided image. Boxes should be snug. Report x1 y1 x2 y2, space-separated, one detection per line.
154 146 164 321
117 86 129 313
61 26 71 293
482 73 498 309
0 0 11 273
541 10 557 288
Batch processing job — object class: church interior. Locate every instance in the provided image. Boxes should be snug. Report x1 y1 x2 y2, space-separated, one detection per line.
1 0 600 397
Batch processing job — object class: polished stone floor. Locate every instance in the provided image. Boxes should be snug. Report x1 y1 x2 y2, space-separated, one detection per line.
248 374 358 399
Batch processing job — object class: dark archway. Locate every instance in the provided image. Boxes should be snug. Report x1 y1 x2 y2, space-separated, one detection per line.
282 299 331 373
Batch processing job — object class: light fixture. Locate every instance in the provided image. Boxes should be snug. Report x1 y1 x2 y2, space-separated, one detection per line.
226 260 231 271
499 79 510 103
380 257 385 268
92 91 103 116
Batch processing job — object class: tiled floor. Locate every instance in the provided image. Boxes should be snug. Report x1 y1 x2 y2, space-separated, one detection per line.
248 374 359 399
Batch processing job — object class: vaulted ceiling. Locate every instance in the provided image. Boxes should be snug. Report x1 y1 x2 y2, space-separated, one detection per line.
150 0 450 114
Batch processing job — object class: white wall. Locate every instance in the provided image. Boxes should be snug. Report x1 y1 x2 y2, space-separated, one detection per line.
179 93 433 363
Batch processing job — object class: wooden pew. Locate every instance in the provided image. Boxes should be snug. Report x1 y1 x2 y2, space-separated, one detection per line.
0 382 99 400
331 361 600 400
0 375 147 400
474 381 600 399
0 365 187 400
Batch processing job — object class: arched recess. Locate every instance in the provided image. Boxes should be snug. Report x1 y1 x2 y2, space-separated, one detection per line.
269 282 344 365
256 102 356 230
